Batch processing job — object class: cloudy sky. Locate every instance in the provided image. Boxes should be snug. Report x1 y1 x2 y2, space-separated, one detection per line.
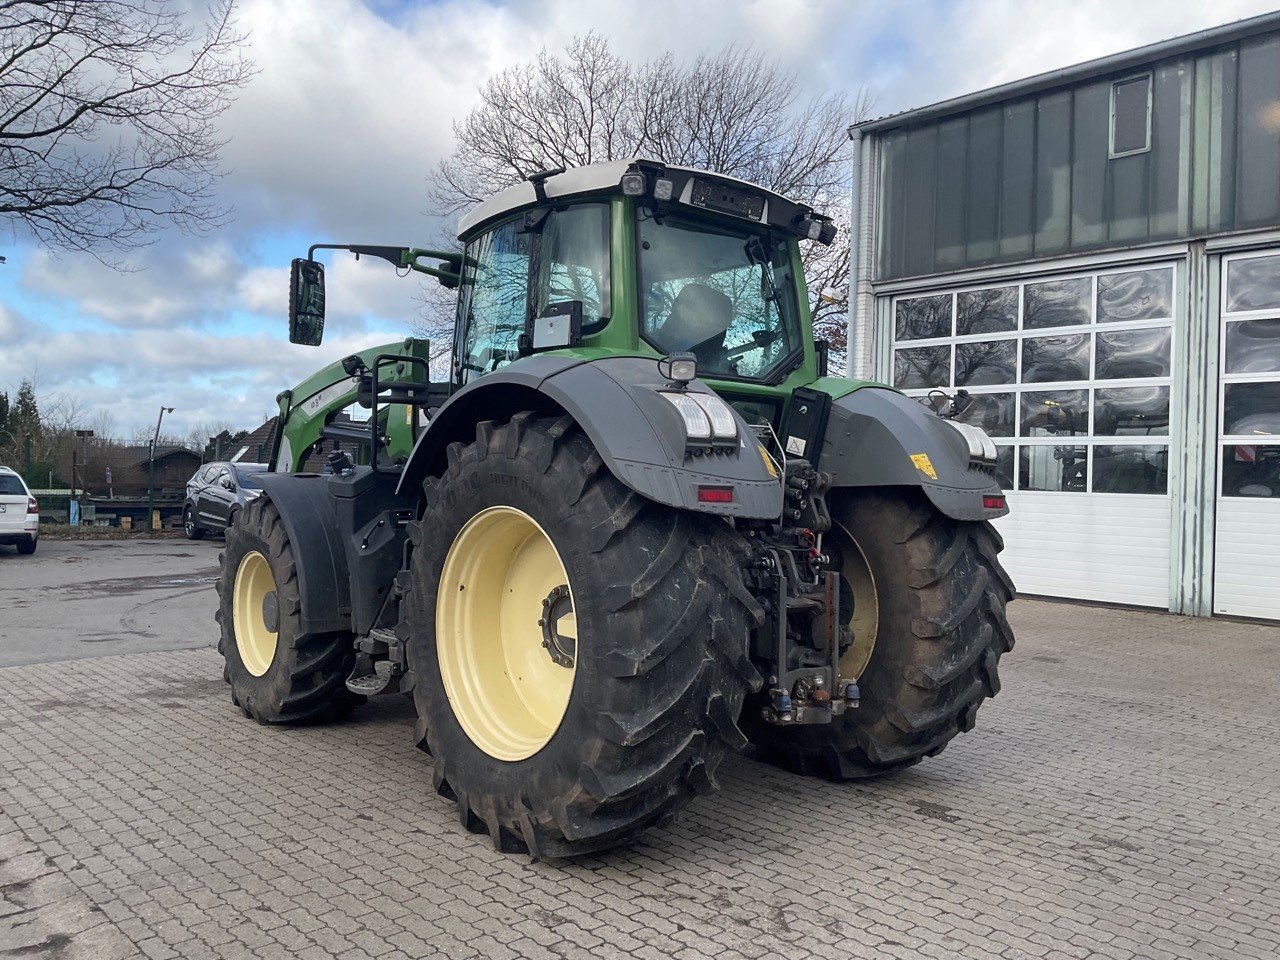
2 0 1276 438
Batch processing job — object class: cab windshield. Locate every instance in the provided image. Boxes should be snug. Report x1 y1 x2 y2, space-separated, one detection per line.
638 210 802 382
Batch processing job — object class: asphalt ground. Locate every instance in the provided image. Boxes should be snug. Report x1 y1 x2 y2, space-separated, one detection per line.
0 538 221 668
1 539 1278 960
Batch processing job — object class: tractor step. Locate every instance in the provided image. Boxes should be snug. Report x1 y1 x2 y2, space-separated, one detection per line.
345 654 403 697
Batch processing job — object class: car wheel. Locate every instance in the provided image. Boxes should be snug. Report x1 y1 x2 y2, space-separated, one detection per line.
183 506 206 541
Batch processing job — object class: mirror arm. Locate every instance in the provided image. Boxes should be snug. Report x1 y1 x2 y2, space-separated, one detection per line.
404 248 472 290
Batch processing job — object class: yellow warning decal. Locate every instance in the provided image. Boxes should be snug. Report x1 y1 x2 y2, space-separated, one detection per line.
758 444 779 479
910 453 938 480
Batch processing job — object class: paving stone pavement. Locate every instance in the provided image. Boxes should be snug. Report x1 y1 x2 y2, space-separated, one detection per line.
1 599 1278 960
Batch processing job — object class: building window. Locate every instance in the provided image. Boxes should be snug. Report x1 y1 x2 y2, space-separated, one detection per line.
1220 252 1280 498
890 263 1176 495
1109 73 1152 158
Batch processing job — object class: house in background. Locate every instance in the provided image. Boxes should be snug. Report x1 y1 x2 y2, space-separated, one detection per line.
847 11 1280 620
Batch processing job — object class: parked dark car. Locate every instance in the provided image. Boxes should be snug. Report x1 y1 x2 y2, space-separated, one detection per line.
183 462 268 539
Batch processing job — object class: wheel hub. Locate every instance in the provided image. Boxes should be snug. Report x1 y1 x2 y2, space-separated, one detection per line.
539 585 575 668
261 590 279 633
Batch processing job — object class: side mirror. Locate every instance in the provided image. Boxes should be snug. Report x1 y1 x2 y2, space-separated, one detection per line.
289 258 326 345
221 477 234 490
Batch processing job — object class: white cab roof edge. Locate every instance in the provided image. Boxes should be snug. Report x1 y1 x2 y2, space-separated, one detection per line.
455 158 785 239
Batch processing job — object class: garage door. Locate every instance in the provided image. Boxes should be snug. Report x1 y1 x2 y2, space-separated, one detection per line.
888 260 1178 607
1214 251 1280 619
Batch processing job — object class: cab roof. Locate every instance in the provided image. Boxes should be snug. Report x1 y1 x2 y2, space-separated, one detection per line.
456 158 833 244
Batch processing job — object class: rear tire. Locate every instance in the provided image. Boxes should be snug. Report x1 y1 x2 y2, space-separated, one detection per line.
16 537 36 555
742 489 1014 780
403 414 761 857
216 498 363 723
183 507 205 540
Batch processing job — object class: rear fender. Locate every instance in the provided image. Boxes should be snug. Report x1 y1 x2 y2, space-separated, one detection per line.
818 388 1007 522
397 355 783 519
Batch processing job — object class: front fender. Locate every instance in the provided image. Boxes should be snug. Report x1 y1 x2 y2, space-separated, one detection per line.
818 388 1007 522
253 473 352 634
398 355 783 519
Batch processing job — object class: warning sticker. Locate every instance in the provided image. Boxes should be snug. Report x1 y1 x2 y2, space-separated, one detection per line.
758 444 778 478
910 452 938 480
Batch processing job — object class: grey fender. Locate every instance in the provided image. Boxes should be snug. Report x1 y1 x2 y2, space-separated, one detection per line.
252 473 353 635
398 355 783 519
818 387 1008 522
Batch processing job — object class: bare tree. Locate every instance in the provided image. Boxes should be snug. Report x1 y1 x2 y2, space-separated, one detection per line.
0 0 253 258
425 34 873 367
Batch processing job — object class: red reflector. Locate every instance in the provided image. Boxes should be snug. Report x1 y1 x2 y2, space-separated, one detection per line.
983 495 1006 510
697 486 734 504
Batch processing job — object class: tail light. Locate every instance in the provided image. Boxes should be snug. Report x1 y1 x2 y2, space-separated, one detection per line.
983 495 1006 510
27 496 38 515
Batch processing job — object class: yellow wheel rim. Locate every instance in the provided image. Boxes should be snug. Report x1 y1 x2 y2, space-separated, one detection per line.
232 550 279 677
436 506 578 762
836 524 879 681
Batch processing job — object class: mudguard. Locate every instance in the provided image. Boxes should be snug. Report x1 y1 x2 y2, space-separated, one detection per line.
397 355 783 519
818 387 1008 522
253 473 353 635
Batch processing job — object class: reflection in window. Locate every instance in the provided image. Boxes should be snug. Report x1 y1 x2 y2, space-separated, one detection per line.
459 220 532 384
1024 277 1091 329
1223 381 1280 437
956 340 1016 386
536 203 610 330
1226 254 1280 313
1097 268 1172 322
1093 445 1168 494
1225 319 1280 375
1095 327 1171 379
955 393 1015 437
957 287 1017 335
895 295 951 340
1093 386 1170 436
1222 445 1280 497
1021 334 1090 382
1019 445 1087 492
995 445 1015 490
1021 390 1088 437
894 345 950 389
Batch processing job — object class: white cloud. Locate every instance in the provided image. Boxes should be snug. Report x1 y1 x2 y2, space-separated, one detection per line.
6 0 1280 436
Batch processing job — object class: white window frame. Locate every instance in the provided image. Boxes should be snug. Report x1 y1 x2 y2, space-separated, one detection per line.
1217 249 1280 498
891 261 1178 495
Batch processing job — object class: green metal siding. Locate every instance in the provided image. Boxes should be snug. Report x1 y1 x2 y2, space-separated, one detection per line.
876 33 1280 280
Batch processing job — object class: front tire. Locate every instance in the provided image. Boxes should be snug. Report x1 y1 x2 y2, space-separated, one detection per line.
183 507 205 540
403 414 761 857
742 489 1015 780
215 498 363 723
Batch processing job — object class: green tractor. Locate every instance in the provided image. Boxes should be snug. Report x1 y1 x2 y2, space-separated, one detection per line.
216 160 1015 857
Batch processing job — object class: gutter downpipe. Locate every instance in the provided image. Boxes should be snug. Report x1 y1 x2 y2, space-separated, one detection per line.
846 125 866 379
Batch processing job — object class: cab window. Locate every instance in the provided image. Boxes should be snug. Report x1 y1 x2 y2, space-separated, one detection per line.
638 212 801 382
534 203 611 333
457 220 531 385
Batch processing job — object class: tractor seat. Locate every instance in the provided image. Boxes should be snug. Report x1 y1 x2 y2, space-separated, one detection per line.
656 284 734 370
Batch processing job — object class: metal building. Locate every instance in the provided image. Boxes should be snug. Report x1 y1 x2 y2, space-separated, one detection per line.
847 11 1280 620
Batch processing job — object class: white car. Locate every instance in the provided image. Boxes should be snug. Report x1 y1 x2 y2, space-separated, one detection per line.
0 466 39 555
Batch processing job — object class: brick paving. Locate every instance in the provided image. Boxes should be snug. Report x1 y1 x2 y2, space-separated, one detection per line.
1 599 1278 959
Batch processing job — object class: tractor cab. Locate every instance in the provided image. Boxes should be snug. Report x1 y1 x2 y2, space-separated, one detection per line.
286 160 837 446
